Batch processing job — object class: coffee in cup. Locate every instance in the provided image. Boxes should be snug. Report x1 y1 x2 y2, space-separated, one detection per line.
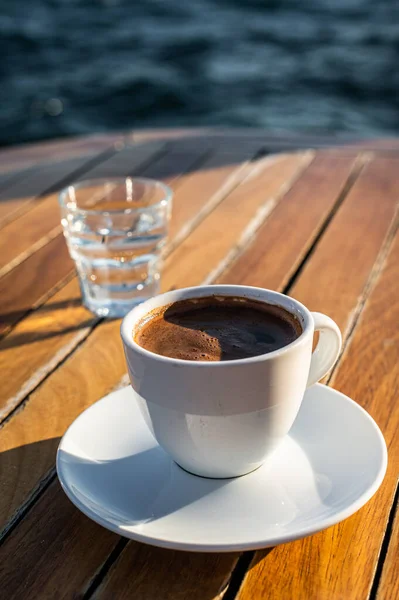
134 296 303 361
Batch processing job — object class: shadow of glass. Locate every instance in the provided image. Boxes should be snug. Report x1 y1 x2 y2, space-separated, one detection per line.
0 297 98 350
0 320 95 350
0 297 81 324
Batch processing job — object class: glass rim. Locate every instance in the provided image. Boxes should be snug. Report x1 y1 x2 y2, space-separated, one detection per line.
58 177 173 215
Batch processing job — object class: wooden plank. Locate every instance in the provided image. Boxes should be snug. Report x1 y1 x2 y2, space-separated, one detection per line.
130 127 350 146
290 156 399 336
236 164 399 600
0 147 214 421
0 135 124 212
161 148 264 246
0 157 103 228
92 544 237 600
0 479 121 600
0 278 96 420
0 141 166 229
72 140 165 181
162 152 313 290
0 235 74 338
141 148 211 185
0 195 61 278
0 317 132 536
217 151 363 289
129 127 213 143
0 133 123 173
130 128 399 152
0 170 24 194
377 495 399 600
131 129 289 157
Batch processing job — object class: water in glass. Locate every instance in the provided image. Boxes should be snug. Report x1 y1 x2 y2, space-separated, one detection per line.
59 178 172 317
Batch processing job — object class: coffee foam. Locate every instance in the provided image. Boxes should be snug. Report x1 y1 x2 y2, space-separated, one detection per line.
135 295 302 362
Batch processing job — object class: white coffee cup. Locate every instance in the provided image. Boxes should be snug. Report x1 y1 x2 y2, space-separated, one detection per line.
121 285 341 478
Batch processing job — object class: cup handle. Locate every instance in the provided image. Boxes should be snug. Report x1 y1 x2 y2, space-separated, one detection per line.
307 312 342 387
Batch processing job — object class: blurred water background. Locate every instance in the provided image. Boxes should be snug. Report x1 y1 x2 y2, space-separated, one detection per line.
1 0 398 147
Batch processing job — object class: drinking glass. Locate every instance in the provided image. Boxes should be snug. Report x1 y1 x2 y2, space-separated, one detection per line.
59 178 172 317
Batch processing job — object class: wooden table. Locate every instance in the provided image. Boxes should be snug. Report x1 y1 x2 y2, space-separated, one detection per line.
0 128 398 600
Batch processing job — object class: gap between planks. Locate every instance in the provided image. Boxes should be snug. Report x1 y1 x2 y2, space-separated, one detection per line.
370 481 399 600
278 152 370 295
327 201 399 386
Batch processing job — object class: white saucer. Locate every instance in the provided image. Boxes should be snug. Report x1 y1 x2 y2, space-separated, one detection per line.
57 384 387 552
